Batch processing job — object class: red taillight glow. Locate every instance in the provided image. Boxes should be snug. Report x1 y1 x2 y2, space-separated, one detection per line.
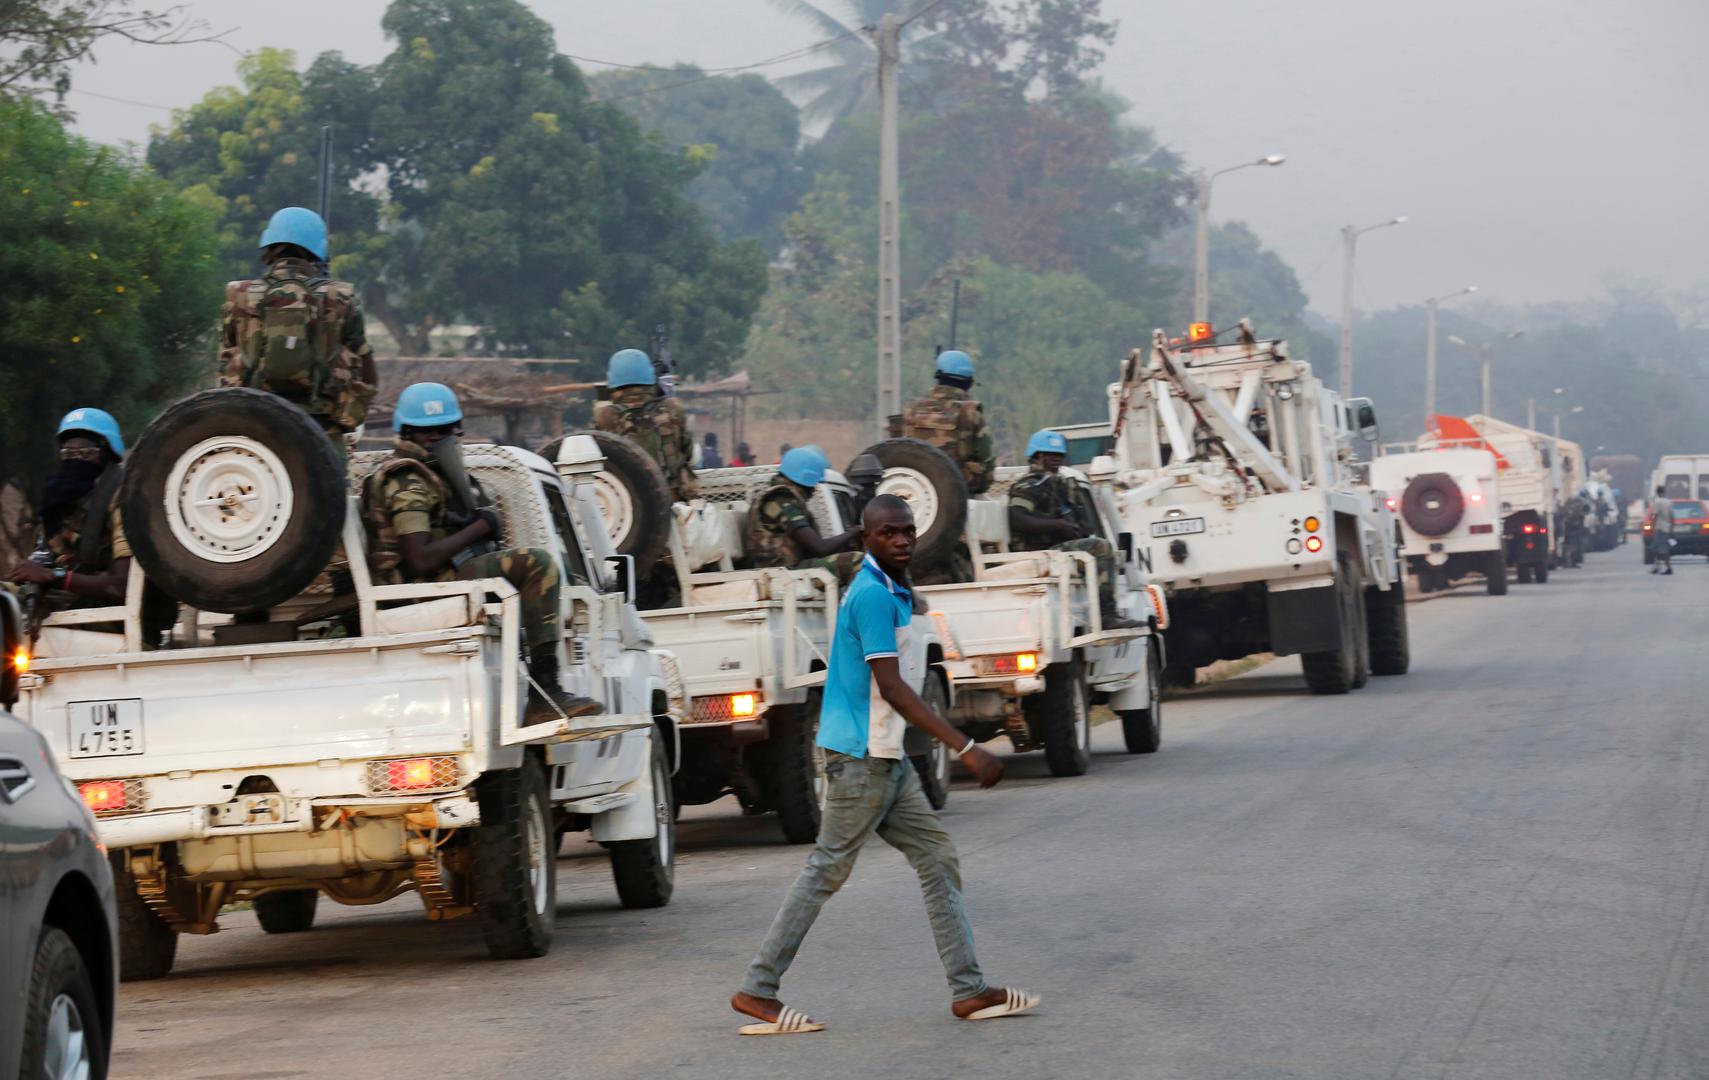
1469 492 1483 503
989 653 1040 675
80 781 127 813
9 648 26 675
1522 523 1536 534
386 758 438 790
1304 536 1324 553
1385 497 1397 510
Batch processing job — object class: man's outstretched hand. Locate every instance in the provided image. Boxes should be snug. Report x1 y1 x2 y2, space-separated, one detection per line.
961 744 1004 788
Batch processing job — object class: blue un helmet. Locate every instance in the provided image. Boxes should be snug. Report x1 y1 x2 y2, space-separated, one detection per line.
258 207 329 262
935 349 974 380
1025 429 1068 460
779 445 829 488
58 407 125 458
392 383 464 432
607 349 656 389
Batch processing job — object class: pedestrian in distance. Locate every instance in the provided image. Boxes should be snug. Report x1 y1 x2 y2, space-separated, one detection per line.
731 493 1041 1035
218 207 378 452
701 432 725 470
777 442 792 464
1649 484 1674 575
731 441 754 468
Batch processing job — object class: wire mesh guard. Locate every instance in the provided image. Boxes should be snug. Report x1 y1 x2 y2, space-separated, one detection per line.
365 756 463 796
693 464 843 537
688 693 761 725
80 777 147 816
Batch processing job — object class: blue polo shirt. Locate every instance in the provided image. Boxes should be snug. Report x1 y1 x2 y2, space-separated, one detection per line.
817 554 917 760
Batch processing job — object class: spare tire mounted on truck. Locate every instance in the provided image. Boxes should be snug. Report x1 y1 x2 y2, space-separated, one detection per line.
852 439 969 567
539 430 674 578
120 388 347 614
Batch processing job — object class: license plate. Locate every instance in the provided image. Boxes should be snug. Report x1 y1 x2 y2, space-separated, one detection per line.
67 699 144 759
1674 526 1699 536
1151 517 1206 538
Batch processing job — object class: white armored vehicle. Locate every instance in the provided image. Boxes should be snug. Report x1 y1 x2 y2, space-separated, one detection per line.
19 390 680 980
1372 442 1506 595
1423 415 1556 584
1093 322 1408 695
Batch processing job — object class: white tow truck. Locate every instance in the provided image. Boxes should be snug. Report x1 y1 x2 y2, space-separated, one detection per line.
558 435 955 839
1422 414 1557 584
1372 441 1507 595
1092 323 1408 694
856 438 1164 775
19 391 681 980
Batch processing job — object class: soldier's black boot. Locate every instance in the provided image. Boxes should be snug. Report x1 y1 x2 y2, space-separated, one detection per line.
525 648 602 725
1100 603 1145 631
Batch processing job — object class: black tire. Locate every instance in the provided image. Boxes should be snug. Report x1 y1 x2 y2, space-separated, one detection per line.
1516 561 1532 583
472 755 555 960
1485 550 1509 595
20 927 109 1080
609 735 676 909
540 431 673 579
1350 584 1371 690
1535 560 1549 584
910 675 952 810
1119 639 1163 754
854 439 970 568
1302 554 1360 695
1401 473 1465 536
1028 658 1091 778
111 854 177 982
771 705 822 844
253 889 319 933
120 387 346 613
1366 585 1411 676
1164 659 1197 689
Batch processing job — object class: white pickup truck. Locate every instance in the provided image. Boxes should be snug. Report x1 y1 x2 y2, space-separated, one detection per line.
19 394 681 981
1372 443 1507 595
859 440 1164 776
555 437 954 840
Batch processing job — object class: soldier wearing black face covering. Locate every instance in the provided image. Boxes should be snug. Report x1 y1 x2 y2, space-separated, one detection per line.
7 408 133 612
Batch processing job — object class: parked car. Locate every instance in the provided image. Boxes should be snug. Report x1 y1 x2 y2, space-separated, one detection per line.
0 591 117 1080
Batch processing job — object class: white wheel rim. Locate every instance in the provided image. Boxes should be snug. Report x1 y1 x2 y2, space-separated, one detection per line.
877 467 940 533
590 471 636 549
163 435 293 563
524 794 549 916
44 992 90 1080
654 755 673 867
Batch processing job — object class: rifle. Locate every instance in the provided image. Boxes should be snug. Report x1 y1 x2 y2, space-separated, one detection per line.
18 545 53 639
651 323 678 398
430 438 499 570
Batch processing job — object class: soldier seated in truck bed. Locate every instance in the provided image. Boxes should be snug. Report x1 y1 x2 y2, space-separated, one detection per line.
745 446 864 587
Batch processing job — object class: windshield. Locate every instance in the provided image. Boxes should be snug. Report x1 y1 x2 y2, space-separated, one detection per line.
1671 500 1706 519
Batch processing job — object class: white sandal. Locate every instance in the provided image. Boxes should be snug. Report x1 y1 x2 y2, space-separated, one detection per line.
960 987 1042 1021
737 1003 826 1036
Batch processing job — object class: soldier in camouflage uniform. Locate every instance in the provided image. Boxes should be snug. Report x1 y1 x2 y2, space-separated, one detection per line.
218 207 378 451
888 350 996 496
363 383 599 724
1007 430 1142 630
745 446 864 587
7 408 133 612
593 349 698 502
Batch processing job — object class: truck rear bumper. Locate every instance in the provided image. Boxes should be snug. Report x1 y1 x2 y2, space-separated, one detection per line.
99 792 481 850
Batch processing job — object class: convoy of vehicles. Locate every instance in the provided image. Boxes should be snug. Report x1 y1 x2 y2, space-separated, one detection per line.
1372 443 1506 595
18 395 681 980
1087 322 1408 695
1423 415 1558 584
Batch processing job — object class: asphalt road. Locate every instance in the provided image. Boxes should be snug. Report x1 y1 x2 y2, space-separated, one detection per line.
111 545 1709 1080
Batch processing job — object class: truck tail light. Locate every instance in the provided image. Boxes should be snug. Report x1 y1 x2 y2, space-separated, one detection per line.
1469 492 1483 503
1303 516 1321 533
1384 498 1397 511
9 648 26 675
730 692 758 718
80 779 143 815
368 757 462 794
1304 535 1324 553
1521 523 1536 534
988 653 1039 675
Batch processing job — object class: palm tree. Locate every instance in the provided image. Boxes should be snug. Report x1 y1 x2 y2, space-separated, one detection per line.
768 0 947 124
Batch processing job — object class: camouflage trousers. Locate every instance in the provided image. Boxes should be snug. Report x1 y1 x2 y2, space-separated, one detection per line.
796 550 865 590
459 547 560 652
909 543 974 587
1051 536 1118 611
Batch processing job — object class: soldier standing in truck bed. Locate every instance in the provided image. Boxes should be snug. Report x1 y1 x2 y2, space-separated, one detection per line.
889 350 995 496
593 349 698 503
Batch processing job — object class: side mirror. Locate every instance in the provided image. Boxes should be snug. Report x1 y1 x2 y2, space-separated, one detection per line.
1117 531 1134 560
0 592 20 711
605 555 636 605
1353 400 1379 442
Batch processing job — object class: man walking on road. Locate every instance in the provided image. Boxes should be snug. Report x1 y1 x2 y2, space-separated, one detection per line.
1649 484 1675 575
731 494 1040 1035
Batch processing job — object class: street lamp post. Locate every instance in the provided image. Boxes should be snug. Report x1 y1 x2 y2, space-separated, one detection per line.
1194 155 1285 324
1338 216 1407 400
1423 285 1477 429
1448 329 1524 418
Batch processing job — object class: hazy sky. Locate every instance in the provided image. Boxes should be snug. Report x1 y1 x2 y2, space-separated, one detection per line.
62 0 1709 317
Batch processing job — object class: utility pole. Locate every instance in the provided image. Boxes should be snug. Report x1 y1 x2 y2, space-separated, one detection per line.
1422 285 1476 430
1338 225 1357 401
873 14 902 437
1193 170 1212 324
1553 412 1562 440
1527 397 1536 430
1480 344 1492 418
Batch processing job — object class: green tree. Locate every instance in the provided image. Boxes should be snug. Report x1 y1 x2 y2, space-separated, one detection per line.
0 1 214 105
590 66 805 250
0 97 221 488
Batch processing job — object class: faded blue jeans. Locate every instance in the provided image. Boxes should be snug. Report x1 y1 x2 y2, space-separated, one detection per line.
742 750 989 1002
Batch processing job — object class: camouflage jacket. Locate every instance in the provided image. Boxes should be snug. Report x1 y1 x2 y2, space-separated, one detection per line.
745 480 816 567
1007 465 1092 552
593 387 699 501
219 258 378 432
42 480 129 573
361 440 457 585
888 385 994 494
